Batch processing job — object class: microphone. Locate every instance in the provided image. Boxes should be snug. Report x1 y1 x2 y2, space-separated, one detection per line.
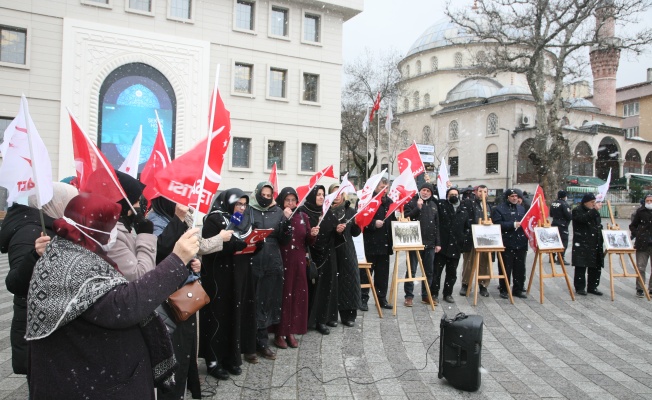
231 212 243 226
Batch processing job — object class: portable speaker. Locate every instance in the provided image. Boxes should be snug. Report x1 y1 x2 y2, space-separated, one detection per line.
438 312 483 392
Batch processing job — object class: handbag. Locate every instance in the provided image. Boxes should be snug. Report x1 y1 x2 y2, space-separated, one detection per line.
166 280 210 322
306 248 318 283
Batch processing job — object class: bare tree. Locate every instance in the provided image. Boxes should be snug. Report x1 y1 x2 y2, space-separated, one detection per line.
341 49 404 180
446 0 652 202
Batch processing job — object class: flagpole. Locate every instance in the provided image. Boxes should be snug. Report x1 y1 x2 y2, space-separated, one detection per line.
154 110 171 161
22 95 47 235
365 105 370 180
193 64 220 228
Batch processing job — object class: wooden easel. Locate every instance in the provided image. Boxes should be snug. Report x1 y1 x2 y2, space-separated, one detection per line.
525 195 575 304
388 216 436 316
466 194 514 305
603 200 651 301
359 261 383 318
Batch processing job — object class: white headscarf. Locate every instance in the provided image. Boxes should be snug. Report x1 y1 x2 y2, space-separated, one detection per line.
29 182 79 219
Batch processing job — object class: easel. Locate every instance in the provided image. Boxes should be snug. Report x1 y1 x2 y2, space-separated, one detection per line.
525 195 575 304
604 200 651 301
466 193 514 305
359 261 383 318
388 216 436 316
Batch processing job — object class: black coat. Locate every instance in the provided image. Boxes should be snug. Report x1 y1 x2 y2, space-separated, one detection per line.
404 195 441 249
550 199 572 228
437 200 470 259
363 194 395 257
333 206 362 311
491 202 527 250
571 204 604 269
630 207 652 250
460 198 492 252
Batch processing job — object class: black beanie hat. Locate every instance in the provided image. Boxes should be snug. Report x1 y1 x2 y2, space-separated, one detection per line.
558 190 567 199
581 193 596 203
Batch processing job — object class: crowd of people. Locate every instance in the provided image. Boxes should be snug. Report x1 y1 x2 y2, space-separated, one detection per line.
2 171 652 399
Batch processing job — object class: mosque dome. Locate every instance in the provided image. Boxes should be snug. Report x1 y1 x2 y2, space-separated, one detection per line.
567 98 600 112
406 18 479 58
444 77 502 104
492 85 532 97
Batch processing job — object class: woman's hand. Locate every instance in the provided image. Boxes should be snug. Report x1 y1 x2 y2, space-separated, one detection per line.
173 228 200 265
283 207 292 219
175 204 189 220
310 227 320 237
189 258 201 273
219 229 234 242
336 223 346 233
35 234 51 257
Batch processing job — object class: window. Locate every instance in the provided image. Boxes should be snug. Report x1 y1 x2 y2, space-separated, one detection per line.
0 26 27 65
302 73 319 103
454 52 463 68
82 0 110 5
422 126 431 143
449 149 459 176
268 67 287 99
476 51 486 64
270 5 289 37
624 149 642 174
234 63 253 94
401 130 409 147
424 94 430 107
169 0 192 20
301 143 317 171
449 120 459 141
626 126 639 138
128 0 152 12
235 0 255 31
0 117 11 142
517 139 537 183
303 13 320 43
431 56 438 71
232 137 251 168
486 113 498 136
267 140 285 169
572 141 593 176
645 152 652 175
624 102 640 117
413 91 420 110
486 145 499 174
403 98 409 112
416 60 421 75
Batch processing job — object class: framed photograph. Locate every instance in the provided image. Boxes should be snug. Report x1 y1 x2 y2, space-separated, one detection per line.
391 221 423 248
602 230 633 250
472 224 504 249
534 227 564 250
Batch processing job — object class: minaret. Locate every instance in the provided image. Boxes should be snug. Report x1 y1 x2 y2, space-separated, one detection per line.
589 0 620 115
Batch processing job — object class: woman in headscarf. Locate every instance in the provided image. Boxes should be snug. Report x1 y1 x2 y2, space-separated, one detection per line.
248 182 292 354
199 188 258 380
0 182 78 376
298 185 343 335
328 184 362 327
271 187 318 348
26 192 199 399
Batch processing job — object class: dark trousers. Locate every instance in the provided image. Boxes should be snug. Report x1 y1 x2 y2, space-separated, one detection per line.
554 225 569 261
433 254 460 297
256 327 269 349
499 248 527 293
574 267 602 291
339 309 357 323
361 254 390 302
404 248 435 299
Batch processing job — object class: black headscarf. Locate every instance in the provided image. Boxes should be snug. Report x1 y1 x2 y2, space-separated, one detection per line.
151 197 176 222
276 187 299 210
115 171 145 232
249 181 275 211
208 188 253 238
299 185 325 227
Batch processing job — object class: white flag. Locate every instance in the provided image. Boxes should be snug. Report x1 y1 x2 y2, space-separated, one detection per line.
388 167 418 202
362 107 370 132
356 169 387 210
385 105 393 134
118 126 142 178
0 95 53 207
596 168 611 202
323 173 357 215
436 157 450 199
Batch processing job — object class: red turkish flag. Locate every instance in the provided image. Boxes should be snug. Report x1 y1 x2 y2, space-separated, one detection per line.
521 197 542 251
295 165 336 205
533 185 549 218
396 142 425 178
69 111 127 203
269 162 279 199
141 116 171 202
369 92 381 122
355 188 386 232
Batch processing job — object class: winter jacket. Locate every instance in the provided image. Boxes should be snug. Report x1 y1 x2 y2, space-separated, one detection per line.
491 201 527 250
437 200 470 259
362 194 395 256
108 221 157 282
404 194 441 249
571 204 604 269
550 199 572 228
461 198 492 251
630 206 652 250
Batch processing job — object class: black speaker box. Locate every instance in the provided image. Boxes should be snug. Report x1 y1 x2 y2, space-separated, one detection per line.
438 313 483 392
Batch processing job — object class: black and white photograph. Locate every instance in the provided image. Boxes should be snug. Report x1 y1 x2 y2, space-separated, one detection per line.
602 230 634 250
472 224 504 248
391 221 423 247
534 227 564 250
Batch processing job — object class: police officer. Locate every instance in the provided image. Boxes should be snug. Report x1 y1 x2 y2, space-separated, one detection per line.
550 190 572 264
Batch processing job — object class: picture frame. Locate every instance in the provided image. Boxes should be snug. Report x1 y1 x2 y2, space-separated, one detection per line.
534 227 564 250
471 224 504 249
391 221 423 248
602 230 633 250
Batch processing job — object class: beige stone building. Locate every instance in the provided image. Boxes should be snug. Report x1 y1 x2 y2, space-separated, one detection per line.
0 0 362 206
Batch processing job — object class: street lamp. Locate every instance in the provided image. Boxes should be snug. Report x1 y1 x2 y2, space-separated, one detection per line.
499 127 515 189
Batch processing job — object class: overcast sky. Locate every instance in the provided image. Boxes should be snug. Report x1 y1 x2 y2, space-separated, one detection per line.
342 0 652 88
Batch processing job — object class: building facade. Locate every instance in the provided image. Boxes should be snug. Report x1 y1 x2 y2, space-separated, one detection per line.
0 0 362 204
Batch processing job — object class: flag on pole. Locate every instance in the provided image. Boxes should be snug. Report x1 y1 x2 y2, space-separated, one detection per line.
436 157 450 200
68 110 127 204
118 126 142 178
141 113 171 202
295 165 336 205
362 107 370 132
369 91 381 121
521 197 542 251
397 142 425 178
355 188 386 232
356 169 386 211
0 95 53 206
322 173 356 215
385 167 418 217
385 104 393 134
269 162 279 199
596 168 611 202
533 185 549 218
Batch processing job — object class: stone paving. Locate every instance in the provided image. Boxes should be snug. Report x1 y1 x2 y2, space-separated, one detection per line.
1 218 652 399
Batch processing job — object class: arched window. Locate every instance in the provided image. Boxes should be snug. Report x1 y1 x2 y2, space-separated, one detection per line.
517 139 537 183
403 98 409 112
401 130 409 147
624 149 642 175
645 152 652 174
405 64 410 78
449 149 459 176
454 52 463 68
416 60 421 75
413 91 420 110
431 56 438 71
561 116 570 127
486 113 498 136
449 120 459 141
98 63 176 173
486 144 499 174
572 141 593 176
422 126 431 143
424 94 430 107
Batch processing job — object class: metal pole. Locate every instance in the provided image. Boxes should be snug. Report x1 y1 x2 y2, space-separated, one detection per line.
365 106 370 179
